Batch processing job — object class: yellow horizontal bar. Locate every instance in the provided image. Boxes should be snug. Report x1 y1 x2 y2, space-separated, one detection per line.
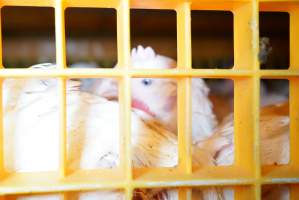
259 0 299 3
0 68 252 78
1 0 296 10
132 179 255 188
65 0 119 8
262 178 299 184
131 0 179 9
262 165 299 179
0 0 54 7
259 70 299 78
0 170 125 195
133 167 255 185
130 69 254 77
260 2 299 11
0 168 297 195
0 68 124 78
0 69 297 78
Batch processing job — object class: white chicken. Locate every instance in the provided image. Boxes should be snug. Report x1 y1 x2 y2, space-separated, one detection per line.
118 46 289 199
3 64 173 199
3 62 219 199
84 46 217 143
4 46 289 200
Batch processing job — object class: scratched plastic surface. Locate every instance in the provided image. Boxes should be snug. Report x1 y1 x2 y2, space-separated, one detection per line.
0 0 297 199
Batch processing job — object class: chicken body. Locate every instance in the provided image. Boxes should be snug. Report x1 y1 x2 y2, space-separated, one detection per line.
130 46 217 143
81 46 217 143
4 63 218 200
197 102 289 200
5 46 289 199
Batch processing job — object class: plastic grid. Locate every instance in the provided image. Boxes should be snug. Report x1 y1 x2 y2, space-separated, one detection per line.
0 0 297 199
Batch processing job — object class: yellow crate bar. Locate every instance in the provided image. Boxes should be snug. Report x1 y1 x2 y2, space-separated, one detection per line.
0 79 3 178
55 0 68 178
177 2 192 199
0 0 5 181
289 2 299 177
116 0 133 199
0 5 4 179
176 1 192 174
0 0 296 199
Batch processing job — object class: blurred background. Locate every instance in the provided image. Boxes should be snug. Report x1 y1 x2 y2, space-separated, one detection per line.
2 6 289 69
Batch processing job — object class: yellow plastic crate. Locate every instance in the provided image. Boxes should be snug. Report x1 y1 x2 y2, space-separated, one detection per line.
0 0 298 199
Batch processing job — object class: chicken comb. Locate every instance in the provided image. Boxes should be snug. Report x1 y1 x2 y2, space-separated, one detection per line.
131 45 156 61
131 45 176 69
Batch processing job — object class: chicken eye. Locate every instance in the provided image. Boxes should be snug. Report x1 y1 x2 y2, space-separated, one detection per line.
141 79 153 86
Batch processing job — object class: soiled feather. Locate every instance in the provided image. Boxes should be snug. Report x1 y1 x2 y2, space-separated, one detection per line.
213 102 289 167
202 102 290 200
4 64 222 199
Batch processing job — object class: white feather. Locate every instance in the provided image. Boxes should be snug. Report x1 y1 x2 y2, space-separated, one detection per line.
4 63 219 199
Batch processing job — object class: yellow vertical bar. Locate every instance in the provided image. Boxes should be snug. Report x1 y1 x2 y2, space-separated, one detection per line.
60 193 67 200
119 75 132 178
252 0 261 187
290 184 299 200
0 9 3 68
177 2 192 199
125 187 133 200
176 1 192 175
0 8 5 178
289 5 299 199
0 10 4 177
233 2 256 70
234 0 260 167
289 3 299 171
117 0 132 199
235 185 259 200
58 78 67 177
290 6 299 70
251 79 262 200
55 0 67 69
289 78 299 167
177 78 192 173
117 0 130 69
234 78 260 180
176 2 191 70
178 188 191 200
234 1 261 200
253 2 261 200
55 0 67 178
0 79 4 178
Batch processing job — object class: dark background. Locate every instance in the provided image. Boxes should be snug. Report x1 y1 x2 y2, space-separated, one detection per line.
1 7 289 69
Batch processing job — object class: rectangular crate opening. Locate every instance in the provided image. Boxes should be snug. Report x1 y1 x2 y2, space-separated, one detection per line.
66 78 120 172
259 12 289 70
130 9 177 62
65 8 117 68
191 11 234 69
193 78 234 167
262 184 290 200
3 77 59 173
1 6 56 68
131 77 178 168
